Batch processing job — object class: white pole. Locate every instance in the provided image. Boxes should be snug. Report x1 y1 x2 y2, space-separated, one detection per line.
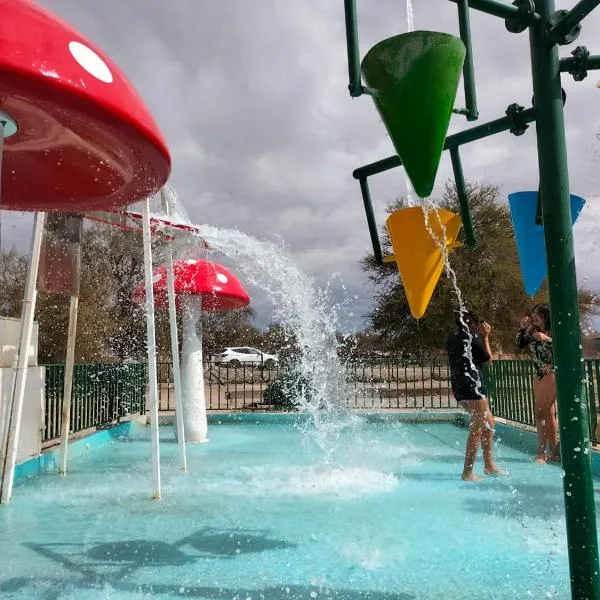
166 252 187 471
160 189 187 471
58 294 79 475
142 199 161 500
180 296 208 443
1 211 46 504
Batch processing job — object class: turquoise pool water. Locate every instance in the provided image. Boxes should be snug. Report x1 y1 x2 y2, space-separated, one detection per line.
0 415 593 599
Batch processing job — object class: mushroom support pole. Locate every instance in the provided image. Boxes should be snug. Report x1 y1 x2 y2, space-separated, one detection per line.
142 199 161 500
1 212 46 504
58 293 79 475
180 296 208 443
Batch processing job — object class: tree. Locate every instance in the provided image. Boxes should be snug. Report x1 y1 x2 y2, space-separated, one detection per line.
0 222 160 363
362 181 599 357
0 249 27 317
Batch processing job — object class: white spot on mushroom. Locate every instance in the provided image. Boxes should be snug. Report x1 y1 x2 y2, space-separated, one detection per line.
68 41 113 83
216 273 229 284
152 273 162 284
186 259 198 265
213 286 223 292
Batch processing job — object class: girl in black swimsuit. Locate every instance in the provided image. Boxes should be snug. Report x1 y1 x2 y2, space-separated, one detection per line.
516 303 558 463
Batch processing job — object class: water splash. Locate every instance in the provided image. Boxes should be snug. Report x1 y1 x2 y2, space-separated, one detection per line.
406 0 415 33
194 226 356 436
420 198 485 396
154 188 360 450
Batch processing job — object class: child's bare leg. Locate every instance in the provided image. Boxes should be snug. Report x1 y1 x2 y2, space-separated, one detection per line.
547 401 560 461
534 409 547 463
460 400 486 481
543 375 559 461
481 410 506 475
533 378 547 463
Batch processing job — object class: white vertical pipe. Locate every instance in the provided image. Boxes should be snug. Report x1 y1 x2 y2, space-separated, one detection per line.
160 189 187 471
142 199 161 500
166 252 187 471
58 294 79 475
1 212 46 504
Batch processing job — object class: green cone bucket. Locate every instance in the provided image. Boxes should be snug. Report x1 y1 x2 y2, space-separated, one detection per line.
361 31 466 198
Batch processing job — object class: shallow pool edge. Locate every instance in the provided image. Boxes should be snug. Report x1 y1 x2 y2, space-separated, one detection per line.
14 420 135 486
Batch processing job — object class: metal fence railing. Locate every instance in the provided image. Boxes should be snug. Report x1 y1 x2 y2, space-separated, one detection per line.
486 359 600 444
43 363 146 442
154 360 455 412
41 358 600 444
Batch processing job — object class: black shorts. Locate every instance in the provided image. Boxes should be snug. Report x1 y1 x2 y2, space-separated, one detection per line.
452 384 487 402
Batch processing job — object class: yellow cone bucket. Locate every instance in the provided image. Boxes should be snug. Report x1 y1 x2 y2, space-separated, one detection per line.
386 206 462 318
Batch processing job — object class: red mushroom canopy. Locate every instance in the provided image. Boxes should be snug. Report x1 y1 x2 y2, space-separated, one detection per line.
131 259 250 311
0 0 171 212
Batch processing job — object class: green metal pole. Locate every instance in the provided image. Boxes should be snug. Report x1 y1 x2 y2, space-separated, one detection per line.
547 0 600 43
560 54 600 73
456 0 479 121
343 0 363 97
530 2 600 599
358 177 383 265
449 147 476 246
353 107 536 179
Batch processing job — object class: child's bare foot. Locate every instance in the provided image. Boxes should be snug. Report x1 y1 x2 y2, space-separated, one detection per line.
534 455 546 464
461 472 482 482
484 465 507 476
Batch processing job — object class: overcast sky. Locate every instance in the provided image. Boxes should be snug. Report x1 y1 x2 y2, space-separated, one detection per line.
3 0 600 332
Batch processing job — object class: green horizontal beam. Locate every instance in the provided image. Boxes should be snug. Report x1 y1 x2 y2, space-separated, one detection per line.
547 0 600 43
353 107 536 179
560 53 600 72
447 0 540 23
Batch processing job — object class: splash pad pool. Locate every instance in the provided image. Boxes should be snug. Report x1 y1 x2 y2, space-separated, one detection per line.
1 0 600 598
0 414 589 600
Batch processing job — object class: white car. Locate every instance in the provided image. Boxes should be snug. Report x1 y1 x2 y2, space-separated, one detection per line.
213 347 278 368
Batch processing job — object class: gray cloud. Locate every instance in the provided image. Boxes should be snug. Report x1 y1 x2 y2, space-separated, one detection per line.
3 0 600 331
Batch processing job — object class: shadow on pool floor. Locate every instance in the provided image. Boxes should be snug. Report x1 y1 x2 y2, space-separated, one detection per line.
1 577 416 599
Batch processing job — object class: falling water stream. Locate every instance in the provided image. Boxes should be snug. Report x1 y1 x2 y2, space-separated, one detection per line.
404 0 416 206
154 189 360 454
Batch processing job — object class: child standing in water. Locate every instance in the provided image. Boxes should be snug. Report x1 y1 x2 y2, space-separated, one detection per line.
446 310 505 481
516 303 558 463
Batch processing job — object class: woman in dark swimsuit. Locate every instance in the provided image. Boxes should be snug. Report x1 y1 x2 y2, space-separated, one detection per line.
516 303 558 463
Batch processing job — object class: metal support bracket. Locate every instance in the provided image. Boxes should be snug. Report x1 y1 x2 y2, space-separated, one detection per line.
565 45 590 80
547 9 581 45
505 103 529 136
505 0 536 33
